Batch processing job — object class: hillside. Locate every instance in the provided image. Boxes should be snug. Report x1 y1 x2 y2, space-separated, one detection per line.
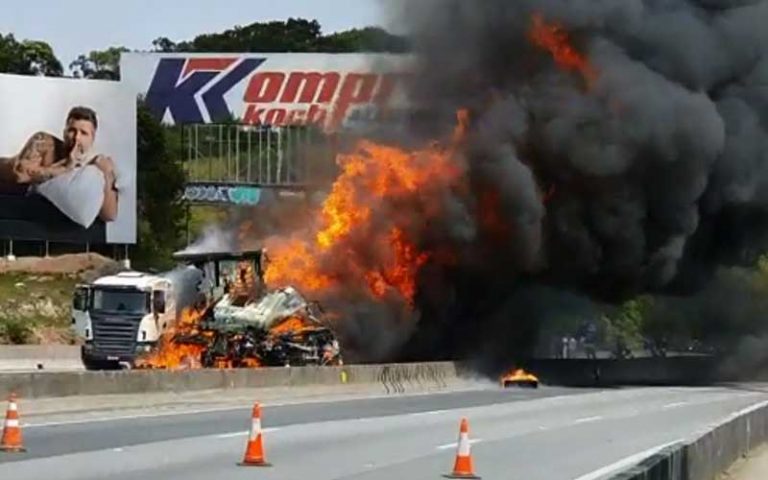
0 254 124 344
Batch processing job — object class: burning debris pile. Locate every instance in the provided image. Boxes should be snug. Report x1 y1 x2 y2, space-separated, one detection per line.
136 252 342 370
170 0 768 368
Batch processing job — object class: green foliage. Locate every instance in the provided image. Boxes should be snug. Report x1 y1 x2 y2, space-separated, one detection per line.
0 274 78 344
151 18 408 53
151 37 176 53
69 46 129 80
0 318 32 344
602 296 652 350
319 27 410 53
131 100 187 269
174 18 323 52
0 33 62 76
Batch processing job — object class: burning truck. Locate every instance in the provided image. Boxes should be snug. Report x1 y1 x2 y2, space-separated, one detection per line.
71 249 342 370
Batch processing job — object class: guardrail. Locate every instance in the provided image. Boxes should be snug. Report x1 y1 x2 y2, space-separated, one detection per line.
0 361 463 399
608 399 768 479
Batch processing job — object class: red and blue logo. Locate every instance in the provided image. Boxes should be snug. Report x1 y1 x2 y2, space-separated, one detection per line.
145 57 264 123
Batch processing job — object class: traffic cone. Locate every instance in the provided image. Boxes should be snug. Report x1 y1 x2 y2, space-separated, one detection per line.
443 418 480 479
239 403 271 467
0 393 25 453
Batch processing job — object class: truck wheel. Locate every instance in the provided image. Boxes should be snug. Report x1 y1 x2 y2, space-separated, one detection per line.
82 359 118 370
82 359 100 371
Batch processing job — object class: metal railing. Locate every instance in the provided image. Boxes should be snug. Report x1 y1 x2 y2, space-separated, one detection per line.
182 124 337 188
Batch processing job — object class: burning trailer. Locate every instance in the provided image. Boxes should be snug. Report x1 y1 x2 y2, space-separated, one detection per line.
136 249 343 369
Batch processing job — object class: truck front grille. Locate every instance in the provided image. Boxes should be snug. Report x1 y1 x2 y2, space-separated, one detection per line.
91 315 141 355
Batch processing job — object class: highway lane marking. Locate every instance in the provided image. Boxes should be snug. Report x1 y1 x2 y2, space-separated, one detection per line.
22 401 447 429
662 401 689 409
407 409 449 417
21 386 725 431
572 439 684 480
573 416 602 424
215 427 280 439
435 438 483 450
22 406 254 429
19 388 494 429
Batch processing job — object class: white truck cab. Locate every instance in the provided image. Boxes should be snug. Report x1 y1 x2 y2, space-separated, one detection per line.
71 271 177 370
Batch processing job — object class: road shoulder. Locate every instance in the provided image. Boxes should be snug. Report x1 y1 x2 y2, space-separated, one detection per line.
719 442 768 480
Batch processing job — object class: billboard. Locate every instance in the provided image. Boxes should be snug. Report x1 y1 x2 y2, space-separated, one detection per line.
0 73 137 244
120 52 413 132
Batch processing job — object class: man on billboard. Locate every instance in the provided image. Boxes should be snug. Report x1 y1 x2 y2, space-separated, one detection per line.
0 106 119 223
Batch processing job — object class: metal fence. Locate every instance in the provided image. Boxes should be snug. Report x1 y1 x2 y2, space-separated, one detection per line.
182 124 337 187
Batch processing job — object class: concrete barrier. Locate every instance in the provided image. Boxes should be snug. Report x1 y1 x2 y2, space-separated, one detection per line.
0 354 742 401
0 361 462 399
608 400 768 479
525 356 722 387
0 345 81 372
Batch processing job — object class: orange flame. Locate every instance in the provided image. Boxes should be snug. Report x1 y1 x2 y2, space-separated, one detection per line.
269 316 312 336
135 307 209 370
364 227 430 303
528 13 597 88
265 110 469 304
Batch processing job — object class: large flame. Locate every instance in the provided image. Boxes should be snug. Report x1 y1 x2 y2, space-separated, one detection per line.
528 13 597 88
265 110 469 305
135 307 209 370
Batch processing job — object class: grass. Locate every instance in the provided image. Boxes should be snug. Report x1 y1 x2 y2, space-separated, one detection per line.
0 273 79 345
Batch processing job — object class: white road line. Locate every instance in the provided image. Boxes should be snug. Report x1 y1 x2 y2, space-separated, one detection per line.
19 389 487 429
435 439 482 450
662 402 688 409
21 405 266 429
572 439 684 480
407 409 448 417
573 416 602 424
215 427 279 439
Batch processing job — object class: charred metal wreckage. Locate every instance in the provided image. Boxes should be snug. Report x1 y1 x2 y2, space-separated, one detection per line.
170 249 343 368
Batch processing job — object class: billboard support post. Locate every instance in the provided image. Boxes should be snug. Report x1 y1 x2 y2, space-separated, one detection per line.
7 239 15 261
44 241 49 258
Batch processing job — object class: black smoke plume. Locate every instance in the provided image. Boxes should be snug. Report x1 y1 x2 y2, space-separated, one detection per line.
196 0 768 369
388 0 768 367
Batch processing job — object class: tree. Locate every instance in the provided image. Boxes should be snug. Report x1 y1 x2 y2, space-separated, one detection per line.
0 33 62 76
151 19 407 54
174 18 323 52
151 37 176 53
319 27 410 53
132 99 187 269
602 296 652 352
69 46 129 80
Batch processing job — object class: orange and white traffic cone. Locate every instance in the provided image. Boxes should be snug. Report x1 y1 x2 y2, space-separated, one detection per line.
239 402 271 467
443 418 480 479
0 393 25 453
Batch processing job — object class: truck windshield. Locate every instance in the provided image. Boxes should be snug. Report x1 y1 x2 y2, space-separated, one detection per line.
91 289 149 314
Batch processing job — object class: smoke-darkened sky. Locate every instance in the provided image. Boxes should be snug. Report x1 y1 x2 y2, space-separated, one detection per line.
387 0 768 364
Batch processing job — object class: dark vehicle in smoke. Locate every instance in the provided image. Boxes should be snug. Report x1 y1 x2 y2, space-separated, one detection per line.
169 249 343 368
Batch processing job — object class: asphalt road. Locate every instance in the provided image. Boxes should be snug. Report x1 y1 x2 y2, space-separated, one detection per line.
0 384 766 479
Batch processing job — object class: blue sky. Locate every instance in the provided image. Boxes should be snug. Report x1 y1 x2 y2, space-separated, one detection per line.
0 0 389 71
